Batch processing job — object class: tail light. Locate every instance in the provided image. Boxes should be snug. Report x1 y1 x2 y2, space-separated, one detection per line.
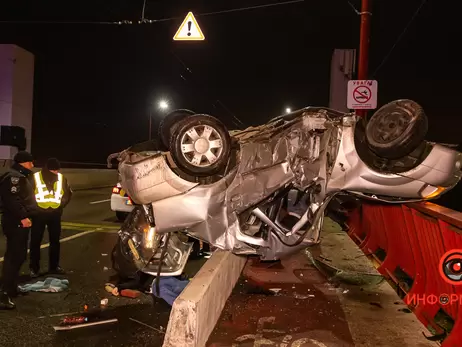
113 182 123 194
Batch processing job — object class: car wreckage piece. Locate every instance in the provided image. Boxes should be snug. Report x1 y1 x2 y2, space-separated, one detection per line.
107 99 462 278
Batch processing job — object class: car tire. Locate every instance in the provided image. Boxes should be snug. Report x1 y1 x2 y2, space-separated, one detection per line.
365 99 428 159
116 211 129 222
169 114 231 176
111 237 139 280
158 109 195 151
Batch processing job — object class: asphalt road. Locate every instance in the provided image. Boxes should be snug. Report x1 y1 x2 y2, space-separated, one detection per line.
0 188 194 347
0 189 439 346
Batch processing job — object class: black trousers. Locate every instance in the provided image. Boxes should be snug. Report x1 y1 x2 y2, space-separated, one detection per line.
1 223 30 295
30 213 62 272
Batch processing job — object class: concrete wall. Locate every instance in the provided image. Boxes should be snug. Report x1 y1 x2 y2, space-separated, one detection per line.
329 49 356 112
54 168 119 190
0 166 118 190
0 44 34 158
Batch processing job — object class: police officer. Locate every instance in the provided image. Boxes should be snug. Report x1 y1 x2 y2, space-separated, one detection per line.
29 158 72 277
0 151 37 310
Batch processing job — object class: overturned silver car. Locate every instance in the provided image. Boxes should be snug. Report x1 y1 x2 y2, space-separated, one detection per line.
108 100 462 278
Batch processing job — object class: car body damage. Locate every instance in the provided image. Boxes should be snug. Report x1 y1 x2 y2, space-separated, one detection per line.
107 99 462 277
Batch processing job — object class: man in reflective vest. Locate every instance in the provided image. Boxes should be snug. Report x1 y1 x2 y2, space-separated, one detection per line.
30 158 72 277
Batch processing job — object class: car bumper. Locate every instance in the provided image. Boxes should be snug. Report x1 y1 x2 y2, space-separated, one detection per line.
111 194 135 213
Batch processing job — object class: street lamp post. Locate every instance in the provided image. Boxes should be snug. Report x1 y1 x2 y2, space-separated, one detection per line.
285 107 291 114
149 99 169 140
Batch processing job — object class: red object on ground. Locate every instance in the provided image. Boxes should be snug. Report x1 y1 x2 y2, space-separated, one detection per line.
120 289 141 298
347 201 462 347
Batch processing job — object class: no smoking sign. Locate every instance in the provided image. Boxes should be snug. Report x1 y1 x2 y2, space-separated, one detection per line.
347 80 378 110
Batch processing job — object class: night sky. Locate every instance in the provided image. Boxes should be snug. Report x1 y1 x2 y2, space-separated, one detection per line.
0 0 460 164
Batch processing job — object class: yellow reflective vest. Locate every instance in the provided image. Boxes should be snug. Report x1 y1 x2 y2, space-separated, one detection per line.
34 171 64 209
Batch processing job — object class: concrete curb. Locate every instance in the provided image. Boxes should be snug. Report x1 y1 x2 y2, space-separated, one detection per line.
162 250 247 347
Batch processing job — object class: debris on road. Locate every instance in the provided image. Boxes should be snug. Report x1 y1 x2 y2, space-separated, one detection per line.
104 283 142 298
53 318 118 331
120 289 141 298
105 283 119 296
269 288 282 294
398 308 412 313
369 302 383 309
53 304 119 331
129 317 165 334
38 311 79 319
18 278 69 293
293 293 315 299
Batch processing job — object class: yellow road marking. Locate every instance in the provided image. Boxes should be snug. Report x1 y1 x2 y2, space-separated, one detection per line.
62 222 117 230
0 228 118 263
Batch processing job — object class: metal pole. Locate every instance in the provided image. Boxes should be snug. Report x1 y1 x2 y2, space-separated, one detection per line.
149 111 152 140
356 0 372 118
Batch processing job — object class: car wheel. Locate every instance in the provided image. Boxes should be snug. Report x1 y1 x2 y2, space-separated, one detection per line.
365 99 428 159
111 237 139 280
116 211 129 222
170 114 231 176
158 109 195 151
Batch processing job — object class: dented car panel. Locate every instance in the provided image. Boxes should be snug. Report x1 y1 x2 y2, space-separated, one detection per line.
118 152 199 205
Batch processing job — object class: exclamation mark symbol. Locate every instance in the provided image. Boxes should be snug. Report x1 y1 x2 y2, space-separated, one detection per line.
187 20 192 36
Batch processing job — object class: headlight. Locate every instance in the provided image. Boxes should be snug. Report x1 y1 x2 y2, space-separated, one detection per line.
419 184 446 199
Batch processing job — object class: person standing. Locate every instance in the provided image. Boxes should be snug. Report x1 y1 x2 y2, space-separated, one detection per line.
29 158 72 278
0 151 37 310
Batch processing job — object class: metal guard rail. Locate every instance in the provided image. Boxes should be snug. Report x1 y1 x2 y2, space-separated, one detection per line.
347 201 462 346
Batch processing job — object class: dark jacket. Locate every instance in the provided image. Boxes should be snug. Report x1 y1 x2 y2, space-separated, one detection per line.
0 163 38 225
32 168 73 214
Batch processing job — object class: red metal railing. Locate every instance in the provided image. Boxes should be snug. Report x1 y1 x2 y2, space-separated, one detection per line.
347 201 462 346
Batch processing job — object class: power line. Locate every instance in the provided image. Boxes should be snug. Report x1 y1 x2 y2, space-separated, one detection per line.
199 0 304 17
0 19 117 25
372 0 429 77
0 0 305 25
141 0 147 21
169 50 246 128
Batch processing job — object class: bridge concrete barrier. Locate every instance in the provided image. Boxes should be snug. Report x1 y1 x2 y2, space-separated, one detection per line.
0 167 118 191
55 168 118 190
163 250 247 347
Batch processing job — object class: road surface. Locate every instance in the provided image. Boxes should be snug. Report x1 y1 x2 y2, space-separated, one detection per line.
0 188 179 347
0 188 441 346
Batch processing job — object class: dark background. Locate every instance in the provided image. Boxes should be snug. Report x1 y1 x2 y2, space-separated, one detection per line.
0 0 460 164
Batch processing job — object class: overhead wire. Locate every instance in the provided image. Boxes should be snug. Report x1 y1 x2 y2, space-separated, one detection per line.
141 0 147 21
371 0 430 77
0 0 305 25
169 49 246 128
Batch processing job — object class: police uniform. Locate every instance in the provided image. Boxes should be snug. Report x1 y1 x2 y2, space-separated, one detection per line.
0 151 37 310
30 158 72 277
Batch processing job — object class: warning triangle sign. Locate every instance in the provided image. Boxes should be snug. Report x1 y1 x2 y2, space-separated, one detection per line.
173 12 205 41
